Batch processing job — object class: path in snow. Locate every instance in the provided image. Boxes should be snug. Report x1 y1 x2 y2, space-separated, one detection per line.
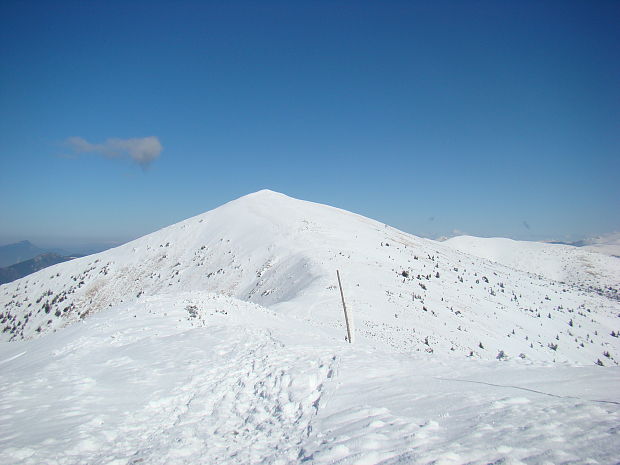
1 293 619 465
0 295 340 465
121 333 338 465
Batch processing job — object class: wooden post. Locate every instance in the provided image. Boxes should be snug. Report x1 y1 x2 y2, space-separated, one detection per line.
337 270 353 343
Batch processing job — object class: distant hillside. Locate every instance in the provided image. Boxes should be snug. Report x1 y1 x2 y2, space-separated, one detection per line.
443 235 619 300
581 232 620 257
0 253 75 285
546 232 620 257
0 240 47 267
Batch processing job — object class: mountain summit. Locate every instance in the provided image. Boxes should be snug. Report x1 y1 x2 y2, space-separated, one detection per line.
1 190 619 366
1 191 620 465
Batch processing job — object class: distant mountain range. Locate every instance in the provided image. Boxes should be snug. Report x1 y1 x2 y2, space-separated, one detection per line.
0 240 55 267
0 240 84 285
0 252 76 285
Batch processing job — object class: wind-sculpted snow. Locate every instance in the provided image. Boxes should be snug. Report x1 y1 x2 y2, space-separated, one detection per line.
0 294 337 464
0 293 618 464
1 190 619 366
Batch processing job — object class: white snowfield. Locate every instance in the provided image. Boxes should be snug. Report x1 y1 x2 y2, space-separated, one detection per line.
444 235 620 297
581 232 620 258
1 190 619 464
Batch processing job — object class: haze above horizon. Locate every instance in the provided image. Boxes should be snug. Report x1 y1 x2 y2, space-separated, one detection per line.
1 1 618 249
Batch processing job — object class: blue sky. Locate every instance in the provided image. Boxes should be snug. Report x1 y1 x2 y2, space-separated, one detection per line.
1 1 618 250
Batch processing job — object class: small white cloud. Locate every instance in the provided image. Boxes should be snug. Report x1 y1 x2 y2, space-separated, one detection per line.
66 136 98 153
65 136 163 169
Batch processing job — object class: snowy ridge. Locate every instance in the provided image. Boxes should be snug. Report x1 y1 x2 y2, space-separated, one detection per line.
1 190 619 366
444 235 620 296
1 190 620 464
581 232 620 257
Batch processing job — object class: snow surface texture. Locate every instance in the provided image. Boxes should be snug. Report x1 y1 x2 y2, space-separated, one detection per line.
1 293 619 465
581 232 620 258
1 190 619 464
444 235 620 299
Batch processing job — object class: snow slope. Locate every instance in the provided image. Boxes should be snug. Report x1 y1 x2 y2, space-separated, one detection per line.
2 190 619 366
581 232 620 258
1 190 620 464
443 235 620 299
1 293 618 465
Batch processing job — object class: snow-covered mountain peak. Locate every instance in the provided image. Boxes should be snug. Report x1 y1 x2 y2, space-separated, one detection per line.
1 191 619 367
220 188 315 217
239 188 288 199
2 191 620 465
214 188 368 228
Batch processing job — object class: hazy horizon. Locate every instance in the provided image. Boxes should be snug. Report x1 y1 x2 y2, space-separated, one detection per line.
1 189 619 252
